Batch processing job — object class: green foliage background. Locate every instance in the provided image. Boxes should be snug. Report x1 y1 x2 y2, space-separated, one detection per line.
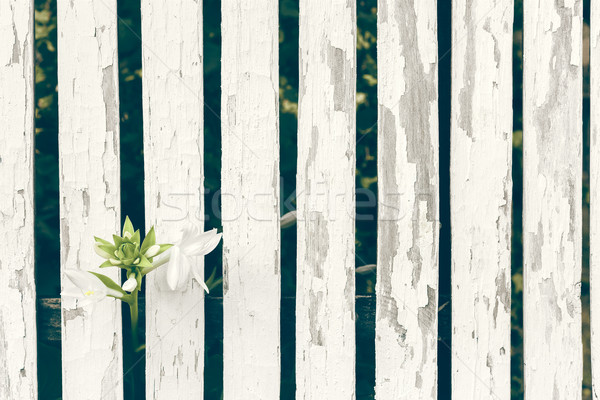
32 0 592 399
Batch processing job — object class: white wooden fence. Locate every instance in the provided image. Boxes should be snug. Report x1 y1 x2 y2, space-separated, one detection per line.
0 0 595 399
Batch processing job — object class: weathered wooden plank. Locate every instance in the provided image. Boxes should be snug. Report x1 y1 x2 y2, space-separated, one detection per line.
591 2 600 398
375 0 439 398
450 1 513 399
297 1 356 398
141 1 204 398
221 1 280 399
0 1 37 398
523 1 582 399
57 1 123 398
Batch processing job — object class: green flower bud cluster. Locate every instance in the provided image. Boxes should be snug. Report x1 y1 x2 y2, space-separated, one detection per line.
94 216 172 272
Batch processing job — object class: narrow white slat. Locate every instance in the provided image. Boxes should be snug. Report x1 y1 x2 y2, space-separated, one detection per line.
375 0 439 398
221 1 280 399
57 0 123 398
523 1 582 398
450 1 513 399
296 1 356 398
591 2 600 398
141 1 204 398
0 1 37 398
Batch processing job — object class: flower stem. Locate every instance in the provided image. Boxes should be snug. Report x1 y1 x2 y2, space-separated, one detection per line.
129 288 140 352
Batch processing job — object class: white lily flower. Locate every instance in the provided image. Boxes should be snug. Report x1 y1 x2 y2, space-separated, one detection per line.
155 226 222 292
122 276 138 292
61 270 122 307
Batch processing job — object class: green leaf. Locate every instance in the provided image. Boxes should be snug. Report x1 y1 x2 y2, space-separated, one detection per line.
157 243 173 255
98 243 117 255
136 254 153 269
99 260 113 268
122 216 134 237
131 229 140 245
204 267 223 291
89 272 127 296
141 226 156 253
94 236 112 246
113 234 123 247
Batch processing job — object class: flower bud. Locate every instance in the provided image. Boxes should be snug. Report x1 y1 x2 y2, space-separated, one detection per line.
94 242 112 259
122 276 137 292
280 211 297 229
145 244 161 258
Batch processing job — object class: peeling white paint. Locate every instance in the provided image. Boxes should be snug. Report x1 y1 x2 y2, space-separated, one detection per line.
450 2 513 400
591 2 600 398
0 1 37 399
141 1 205 398
57 0 123 399
221 1 281 399
523 1 582 399
297 1 356 398
376 0 439 399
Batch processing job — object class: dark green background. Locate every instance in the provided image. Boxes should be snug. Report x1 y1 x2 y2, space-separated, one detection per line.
32 0 592 399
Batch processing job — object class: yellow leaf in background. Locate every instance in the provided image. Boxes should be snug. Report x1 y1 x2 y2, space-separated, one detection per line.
363 74 377 86
513 130 523 149
357 92 367 105
512 272 523 294
36 65 46 84
360 176 377 189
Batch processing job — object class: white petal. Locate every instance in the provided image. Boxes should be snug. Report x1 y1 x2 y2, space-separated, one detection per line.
60 288 83 298
184 229 222 256
166 246 183 291
199 232 222 255
199 280 210 294
178 224 199 248
176 254 192 290
64 270 94 292
191 263 209 294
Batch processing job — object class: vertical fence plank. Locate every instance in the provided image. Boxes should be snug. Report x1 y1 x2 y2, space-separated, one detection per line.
450 1 513 399
221 1 280 399
523 1 582 398
141 1 204 398
0 1 37 398
297 1 356 398
57 0 123 398
591 1 600 398
375 1 439 399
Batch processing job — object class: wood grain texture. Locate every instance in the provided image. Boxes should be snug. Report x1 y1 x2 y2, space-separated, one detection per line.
0 1 37 398
141 1 205 398
591 1 600 398
57 0 123 398
375 0 439 398
450 1 513 399
297 1 356 398
221 1 280 399
523 1 582 399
